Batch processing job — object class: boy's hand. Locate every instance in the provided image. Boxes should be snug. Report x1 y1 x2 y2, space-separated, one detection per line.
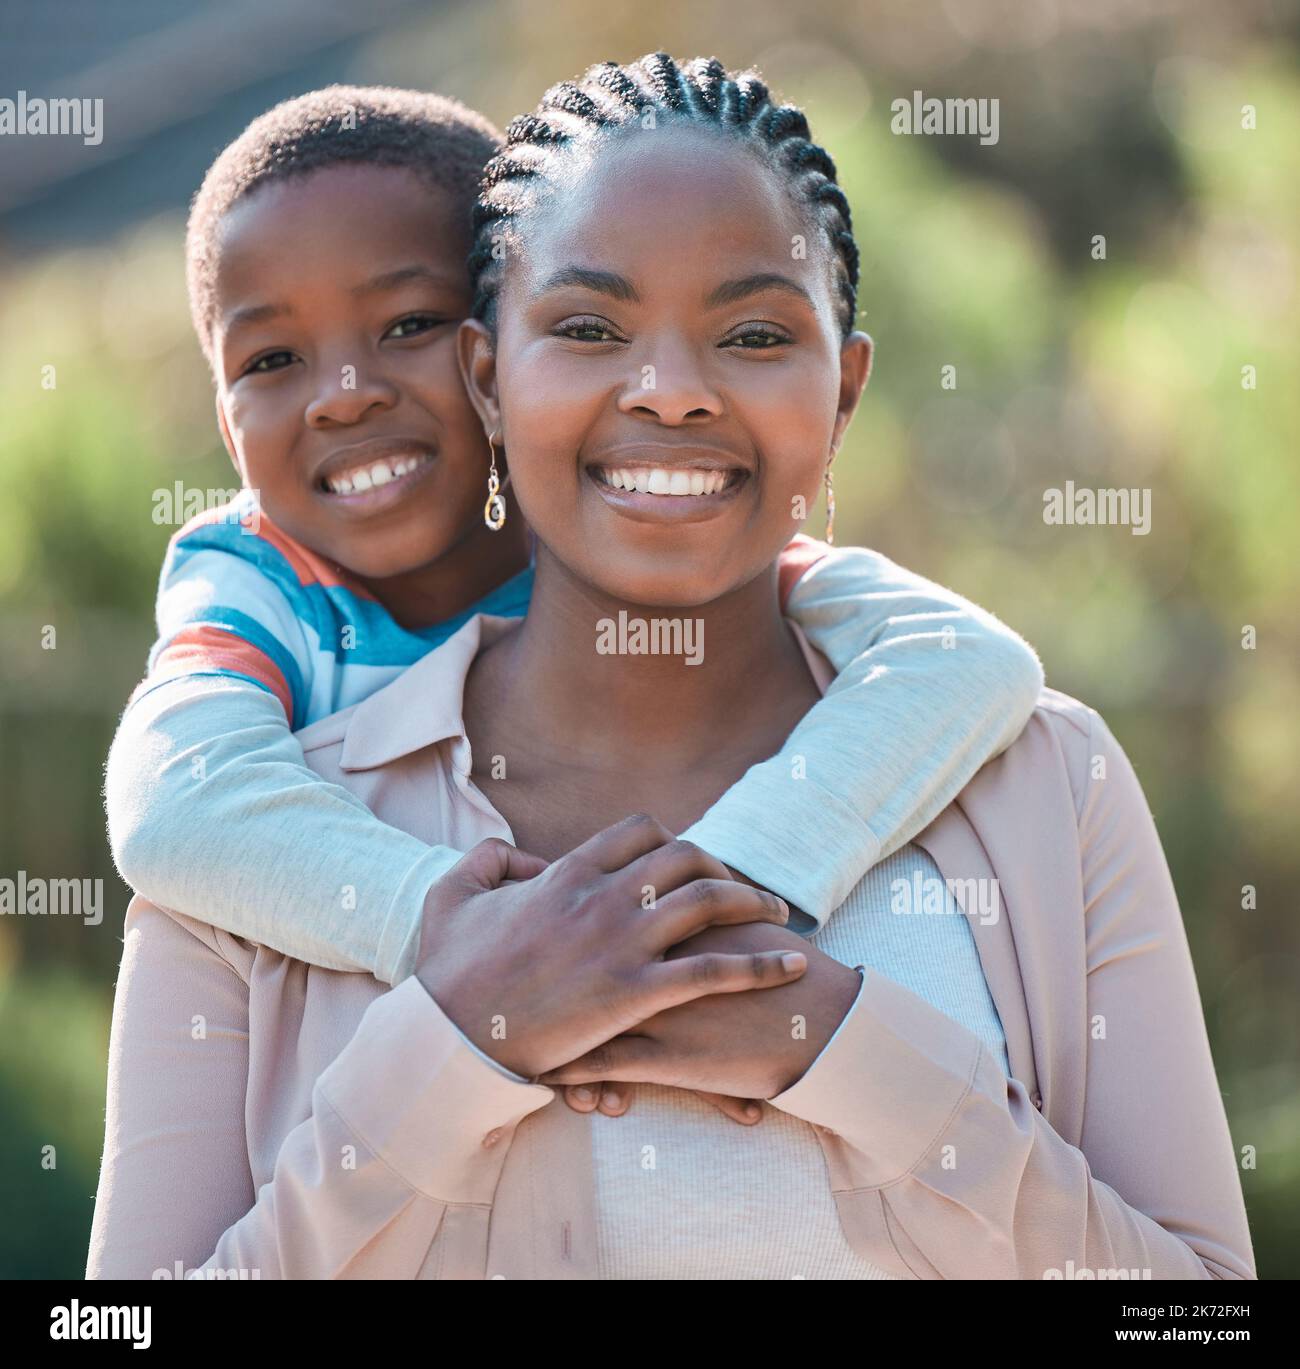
559 864 799 1127
723 863 806 921
561 1080 763 1125
416 823 803 1080
544 922 861 1102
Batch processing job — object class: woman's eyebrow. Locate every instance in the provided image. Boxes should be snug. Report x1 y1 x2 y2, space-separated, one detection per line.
532 266 811 309
535 266 640 302
704 272 813 308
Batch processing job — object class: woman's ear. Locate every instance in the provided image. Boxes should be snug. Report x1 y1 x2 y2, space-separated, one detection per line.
831 330 873 453
457 318 501 439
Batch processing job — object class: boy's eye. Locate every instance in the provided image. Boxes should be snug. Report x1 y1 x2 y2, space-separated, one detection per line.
245 350 295 375
722 326 791 349
385 314 442 340
555 316 624 344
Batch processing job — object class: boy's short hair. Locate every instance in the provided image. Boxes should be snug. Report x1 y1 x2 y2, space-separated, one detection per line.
186 84 502 371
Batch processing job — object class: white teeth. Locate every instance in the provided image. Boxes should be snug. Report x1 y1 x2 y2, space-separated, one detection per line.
325 451 431 495
598 465 735 497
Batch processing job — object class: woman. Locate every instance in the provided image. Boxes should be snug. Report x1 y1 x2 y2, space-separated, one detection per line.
87 54 1254 1280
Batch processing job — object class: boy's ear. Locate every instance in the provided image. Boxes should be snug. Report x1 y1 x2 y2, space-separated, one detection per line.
831 331 873 454
457 318 500 438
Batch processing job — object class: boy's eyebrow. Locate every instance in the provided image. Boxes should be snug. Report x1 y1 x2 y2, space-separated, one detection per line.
225 301 290 331
535 266 640 303
352 264 454 295
223 265 455 333
704 273 813 308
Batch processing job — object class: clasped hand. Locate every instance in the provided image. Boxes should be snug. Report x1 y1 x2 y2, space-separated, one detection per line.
415 817 860 1126
538 920 862 1103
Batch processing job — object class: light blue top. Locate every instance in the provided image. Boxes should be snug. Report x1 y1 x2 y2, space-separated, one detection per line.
589 843 1010 1280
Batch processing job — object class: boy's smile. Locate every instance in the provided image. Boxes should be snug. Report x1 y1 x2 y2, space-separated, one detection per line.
209 162 528 624
314 434 438 510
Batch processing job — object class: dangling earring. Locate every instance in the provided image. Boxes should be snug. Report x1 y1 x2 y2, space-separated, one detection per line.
823 463 836 546
484 428 507 531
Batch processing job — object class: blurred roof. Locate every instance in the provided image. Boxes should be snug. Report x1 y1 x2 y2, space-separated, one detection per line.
0 0 428 248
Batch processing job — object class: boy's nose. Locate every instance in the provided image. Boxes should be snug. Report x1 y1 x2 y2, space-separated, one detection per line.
305 368 399 426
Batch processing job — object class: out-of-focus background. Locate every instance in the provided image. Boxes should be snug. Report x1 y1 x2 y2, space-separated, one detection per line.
1 0 1297 1278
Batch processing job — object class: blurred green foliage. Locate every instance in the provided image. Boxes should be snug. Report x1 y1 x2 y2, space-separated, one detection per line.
1 1 1296 1278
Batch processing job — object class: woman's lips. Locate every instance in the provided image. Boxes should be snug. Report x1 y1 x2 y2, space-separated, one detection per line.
585 464 748 523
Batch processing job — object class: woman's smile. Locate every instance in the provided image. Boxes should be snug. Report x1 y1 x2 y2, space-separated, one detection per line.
583 441 751 524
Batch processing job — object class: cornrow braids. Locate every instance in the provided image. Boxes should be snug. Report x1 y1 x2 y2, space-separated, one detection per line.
468 52 860 339
186 85 502 370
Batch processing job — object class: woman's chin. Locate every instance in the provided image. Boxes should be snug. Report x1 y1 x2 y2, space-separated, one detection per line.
577 567 742 614
540 528 779 614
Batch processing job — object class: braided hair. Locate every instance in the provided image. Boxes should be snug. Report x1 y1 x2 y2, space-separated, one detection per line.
467 52 860 339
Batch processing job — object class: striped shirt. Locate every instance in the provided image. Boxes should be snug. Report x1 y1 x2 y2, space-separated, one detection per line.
136 488 533 730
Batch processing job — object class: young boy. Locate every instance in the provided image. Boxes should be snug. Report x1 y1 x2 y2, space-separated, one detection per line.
106 85 1043 1112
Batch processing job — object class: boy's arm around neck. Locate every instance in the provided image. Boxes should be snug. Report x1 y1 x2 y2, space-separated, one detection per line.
105 674 458 983
679 539 1044 922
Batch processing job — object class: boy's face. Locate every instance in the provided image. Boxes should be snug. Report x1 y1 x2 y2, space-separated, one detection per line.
211 163 491 580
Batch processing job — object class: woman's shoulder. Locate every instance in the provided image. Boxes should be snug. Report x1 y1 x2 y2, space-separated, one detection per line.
969 685 1148 842
1022 687 1101 806
1017 684 1107 746
123 893 256 981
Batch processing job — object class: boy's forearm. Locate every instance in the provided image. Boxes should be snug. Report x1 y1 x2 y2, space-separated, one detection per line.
786 543 1041 682
683 545 1043 920
106 676 458 983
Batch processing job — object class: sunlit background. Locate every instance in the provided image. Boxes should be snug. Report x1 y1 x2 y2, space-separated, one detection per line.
1 0 1297 1278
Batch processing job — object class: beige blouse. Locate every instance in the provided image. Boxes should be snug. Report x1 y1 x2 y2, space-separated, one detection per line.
86 614 1256 1279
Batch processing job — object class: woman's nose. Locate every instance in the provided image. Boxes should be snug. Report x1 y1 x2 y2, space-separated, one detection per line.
305 363 399 427
616 345 724 425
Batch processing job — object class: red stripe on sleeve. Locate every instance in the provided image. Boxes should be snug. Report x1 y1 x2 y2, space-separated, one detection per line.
145 625 294 721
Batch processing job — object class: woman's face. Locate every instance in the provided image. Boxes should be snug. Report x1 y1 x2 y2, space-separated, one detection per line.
461 124 872 608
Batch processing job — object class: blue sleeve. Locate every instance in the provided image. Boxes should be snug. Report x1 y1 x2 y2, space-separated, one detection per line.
680 545 1043 922
105 674 463 984
139 499 320 729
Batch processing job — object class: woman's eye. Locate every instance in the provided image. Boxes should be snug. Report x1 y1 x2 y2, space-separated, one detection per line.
556 318 622 343
245 350 294 375
385 314 440 340
723 328 790 349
